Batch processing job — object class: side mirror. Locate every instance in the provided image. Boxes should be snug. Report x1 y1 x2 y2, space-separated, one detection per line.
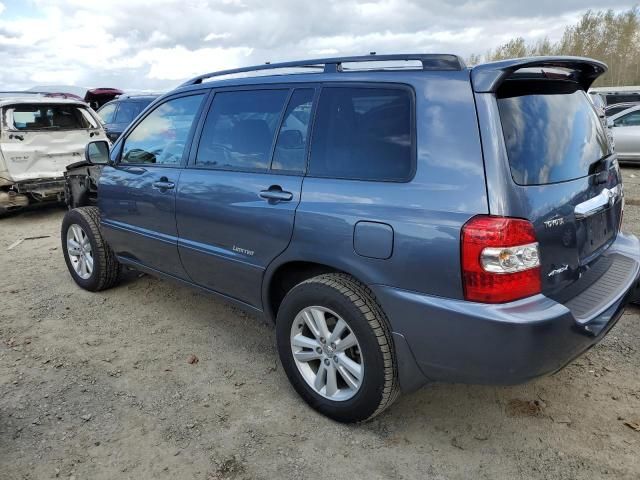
279 129 304 149
85 140 110 165
606 118 615 128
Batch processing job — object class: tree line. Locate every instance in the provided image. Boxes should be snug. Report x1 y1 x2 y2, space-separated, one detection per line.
468 8 640 87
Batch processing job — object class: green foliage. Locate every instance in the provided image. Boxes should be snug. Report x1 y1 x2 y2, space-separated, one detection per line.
475 7 640 86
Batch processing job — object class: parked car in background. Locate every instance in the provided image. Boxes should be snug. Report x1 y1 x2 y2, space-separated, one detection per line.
589 91 607 116
96 94 159 142
608 105 640 163
28 86 123 109
61 55 639 423
0 96 107 214
84 88 123 110
605 102 640 117
588 91 613 147
590 86 640 106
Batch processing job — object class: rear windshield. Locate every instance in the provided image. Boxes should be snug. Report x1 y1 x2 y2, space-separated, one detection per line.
497 81 610 186
5 104 99 131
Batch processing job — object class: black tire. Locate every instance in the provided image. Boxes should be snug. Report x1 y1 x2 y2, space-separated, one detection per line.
631 284 640 305
276 273 399 423
61 207 121 291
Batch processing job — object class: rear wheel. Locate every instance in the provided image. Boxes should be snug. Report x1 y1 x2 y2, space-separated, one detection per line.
61 207 121 291
276 273 399 422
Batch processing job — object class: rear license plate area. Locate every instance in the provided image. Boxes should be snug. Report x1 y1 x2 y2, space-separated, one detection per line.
579 208 615 259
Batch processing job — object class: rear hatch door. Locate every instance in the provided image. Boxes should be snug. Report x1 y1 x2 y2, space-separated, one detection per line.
484 65 624 298
0 102 106 182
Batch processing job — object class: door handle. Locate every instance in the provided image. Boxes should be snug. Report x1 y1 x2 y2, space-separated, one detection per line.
259 186 293 202
574 185 621 219
121 166 147 174
152 179 175 190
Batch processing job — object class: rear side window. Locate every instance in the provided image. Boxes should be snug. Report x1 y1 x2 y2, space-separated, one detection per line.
498 82 609 185
606 94 640 105
614 110 640 127
7 104 98 131
271 88 314 173
309 87 413 181
114 102 143 124
196 89 289 171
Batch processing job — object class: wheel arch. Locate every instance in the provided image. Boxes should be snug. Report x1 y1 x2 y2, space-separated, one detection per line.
262 257 374 323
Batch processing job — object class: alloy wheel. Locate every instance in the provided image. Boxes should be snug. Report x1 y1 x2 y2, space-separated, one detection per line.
66 224 94 280
290 306 364 401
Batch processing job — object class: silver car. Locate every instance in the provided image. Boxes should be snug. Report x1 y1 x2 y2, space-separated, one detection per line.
609 105 640 163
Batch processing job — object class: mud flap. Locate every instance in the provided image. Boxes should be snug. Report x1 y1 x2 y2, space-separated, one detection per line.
392 332 429 393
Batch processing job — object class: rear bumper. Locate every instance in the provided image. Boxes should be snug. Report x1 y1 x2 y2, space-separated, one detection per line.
373 232 640 392
13 177 66 194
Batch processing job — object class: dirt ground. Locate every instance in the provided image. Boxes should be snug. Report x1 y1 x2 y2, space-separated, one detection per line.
1 168 640 480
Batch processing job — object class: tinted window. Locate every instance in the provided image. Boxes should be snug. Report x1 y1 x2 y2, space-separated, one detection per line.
606 94 640 105
309 87 413 181
8 104 98 130
121 94 204 165
114 102 143 124
97 103 116 123
615 110 640 126
196 89 288 171
272 89 314 173
498 83 609 185
606 105 633 117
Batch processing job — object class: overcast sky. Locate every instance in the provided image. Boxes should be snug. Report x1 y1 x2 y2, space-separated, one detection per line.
0 0 634 92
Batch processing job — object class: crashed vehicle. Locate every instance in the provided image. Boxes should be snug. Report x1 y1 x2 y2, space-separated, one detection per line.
0 96 107 214
64 95 158 208
28 86 123 110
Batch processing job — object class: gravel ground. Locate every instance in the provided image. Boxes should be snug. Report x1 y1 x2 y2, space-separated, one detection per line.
1 167 640 480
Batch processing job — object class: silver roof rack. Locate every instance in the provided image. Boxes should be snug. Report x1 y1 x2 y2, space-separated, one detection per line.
179 53 465 87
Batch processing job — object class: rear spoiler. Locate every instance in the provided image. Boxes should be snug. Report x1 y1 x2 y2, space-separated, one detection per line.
471 56 607 93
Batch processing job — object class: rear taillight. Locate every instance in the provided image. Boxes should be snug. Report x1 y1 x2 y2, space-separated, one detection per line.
461 215 541 303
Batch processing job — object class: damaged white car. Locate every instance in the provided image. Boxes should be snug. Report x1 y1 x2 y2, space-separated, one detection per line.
0 96 107 214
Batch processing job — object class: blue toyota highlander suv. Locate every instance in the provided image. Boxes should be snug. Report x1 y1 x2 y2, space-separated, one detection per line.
61 54 640 422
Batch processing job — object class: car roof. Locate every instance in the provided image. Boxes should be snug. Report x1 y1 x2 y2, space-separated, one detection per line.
168 53 465 94
0 96 87 108
166 54 606 99
115 94 160 101
609 104 640 120
99 95 159 109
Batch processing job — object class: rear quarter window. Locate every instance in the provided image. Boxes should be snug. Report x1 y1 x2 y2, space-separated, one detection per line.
498 81 609 186
308 86 414 182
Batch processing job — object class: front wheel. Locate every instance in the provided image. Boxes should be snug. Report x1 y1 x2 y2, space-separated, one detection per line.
631 285 640 306
276 273 399 422
61 207 121 291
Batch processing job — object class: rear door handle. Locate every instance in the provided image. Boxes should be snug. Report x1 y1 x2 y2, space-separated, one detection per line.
574 185 621 219
259 187 293 202
152 180 175 190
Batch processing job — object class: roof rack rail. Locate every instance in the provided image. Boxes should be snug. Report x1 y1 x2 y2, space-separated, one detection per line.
179 53 465 87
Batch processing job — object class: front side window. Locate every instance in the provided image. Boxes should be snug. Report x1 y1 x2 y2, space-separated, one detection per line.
196 89 289 171
614 110 640 127
97 103 116 123
308 87 413 181
121 94 204 165
7 104 99 131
